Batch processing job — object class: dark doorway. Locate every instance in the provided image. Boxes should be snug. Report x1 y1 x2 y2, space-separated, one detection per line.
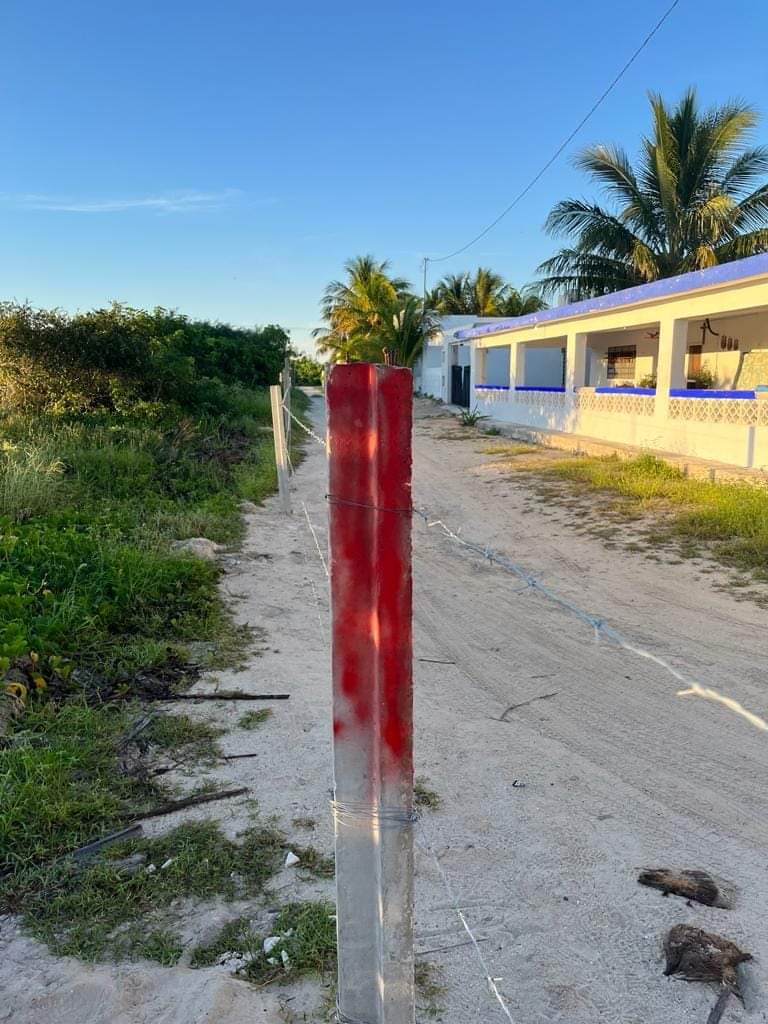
451 364 470 407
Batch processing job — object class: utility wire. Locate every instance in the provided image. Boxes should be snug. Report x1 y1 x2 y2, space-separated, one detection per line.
424 0 682 266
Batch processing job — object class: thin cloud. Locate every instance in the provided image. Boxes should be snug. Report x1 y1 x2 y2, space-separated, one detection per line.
2 189 250 213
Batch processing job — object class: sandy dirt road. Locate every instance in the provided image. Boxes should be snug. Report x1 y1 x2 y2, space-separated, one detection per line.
2 393 766 1023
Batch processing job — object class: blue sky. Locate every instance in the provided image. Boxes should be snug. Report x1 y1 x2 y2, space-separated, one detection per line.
2 1 767 354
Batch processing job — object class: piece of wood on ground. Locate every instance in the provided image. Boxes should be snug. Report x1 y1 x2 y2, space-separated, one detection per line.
135 786 250 820
157 691 290 701
72 824 144 862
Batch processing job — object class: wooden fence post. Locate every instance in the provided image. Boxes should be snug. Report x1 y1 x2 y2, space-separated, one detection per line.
270 384 291 513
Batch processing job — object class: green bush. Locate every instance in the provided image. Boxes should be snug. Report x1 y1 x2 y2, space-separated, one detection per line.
292 354 323 385
0 302 291 414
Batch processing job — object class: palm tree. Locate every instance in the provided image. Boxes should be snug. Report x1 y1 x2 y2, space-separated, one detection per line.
537 88 768 301
427 273 471 313
430 268 507 315
313 255 411 363
375 296 440 367
497 287 548 317
430 268 547 317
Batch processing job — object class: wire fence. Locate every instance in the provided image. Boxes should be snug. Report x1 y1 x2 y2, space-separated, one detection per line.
285 402 767 736
281 394 765 1022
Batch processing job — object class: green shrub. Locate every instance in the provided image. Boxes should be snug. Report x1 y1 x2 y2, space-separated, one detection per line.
0 302 291 414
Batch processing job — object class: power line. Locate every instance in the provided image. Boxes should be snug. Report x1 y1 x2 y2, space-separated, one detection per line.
424 0 682 267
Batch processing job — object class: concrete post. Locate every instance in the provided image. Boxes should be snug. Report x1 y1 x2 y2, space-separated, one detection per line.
326 363 415 1024
269 384 291 513
655 316 689 421
469 343 483 400
565 332 588 391
282 355 292 451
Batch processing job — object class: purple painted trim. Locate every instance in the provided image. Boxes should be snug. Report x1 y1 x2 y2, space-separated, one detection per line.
595 386 656 395
474 384 510 390
670 388 756 399
456 254 768 340
515 385 566 392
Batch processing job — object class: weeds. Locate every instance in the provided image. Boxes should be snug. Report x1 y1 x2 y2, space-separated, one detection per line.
0 701 158 873
145 712 223 765
458 407 488 427
294 845 335 879
545 454 768 576
0 389 309 682
415 960 447 1018
191 916 261 967
3 820 286 962
292 816 317 830
244 901 337 985
238 708 273 730
480 442 537 457
192 905 445 1017
414 777 442 811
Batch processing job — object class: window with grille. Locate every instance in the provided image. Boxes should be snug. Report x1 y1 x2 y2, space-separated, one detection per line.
606 345 636 379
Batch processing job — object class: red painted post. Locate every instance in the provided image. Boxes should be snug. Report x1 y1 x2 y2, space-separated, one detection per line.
327 363 414 1024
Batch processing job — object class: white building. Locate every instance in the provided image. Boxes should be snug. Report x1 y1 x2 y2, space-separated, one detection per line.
454 254 768 471
414 316 562 406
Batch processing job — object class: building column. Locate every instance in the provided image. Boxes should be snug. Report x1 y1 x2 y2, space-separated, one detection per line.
470 344 485 393
509 341 525 388
655 316 688 420
565 332 588 391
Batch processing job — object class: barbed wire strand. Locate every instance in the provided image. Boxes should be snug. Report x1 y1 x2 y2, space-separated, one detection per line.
279 409 766 733
283 404 329 452
412 508 767 733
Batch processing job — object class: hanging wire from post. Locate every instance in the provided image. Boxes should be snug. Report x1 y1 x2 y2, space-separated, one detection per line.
282 402 330 453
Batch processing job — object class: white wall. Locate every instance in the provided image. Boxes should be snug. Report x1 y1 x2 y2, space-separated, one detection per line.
419 341 444 398
471 388 768 469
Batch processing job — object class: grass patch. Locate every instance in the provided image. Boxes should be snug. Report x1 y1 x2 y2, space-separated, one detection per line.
244 900 337 985
544 453 768 576
415 960 447 1018
480 442 537 457
0 703 227 874
0 388 310 683
190 915 262 967
238 708 273 730
144 711 223 764
414 777 442 811
192 907 445 1015
292 816 317 830
0 701 159 873
3 819 286 963
294 845 335 879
